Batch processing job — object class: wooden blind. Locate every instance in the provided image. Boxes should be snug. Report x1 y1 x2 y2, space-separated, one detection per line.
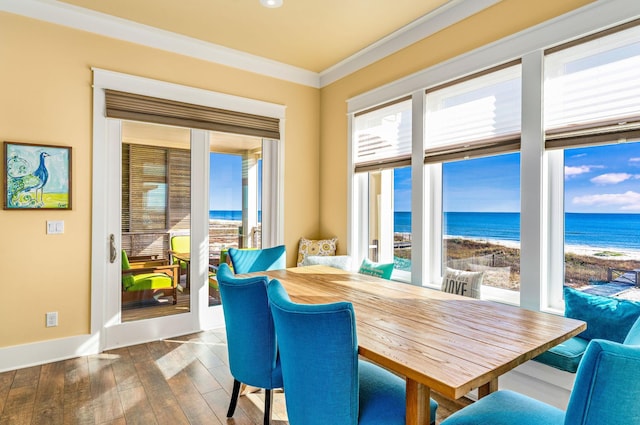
105 89 280 139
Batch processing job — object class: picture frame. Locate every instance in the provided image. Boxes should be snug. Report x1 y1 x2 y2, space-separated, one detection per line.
4 141 72 210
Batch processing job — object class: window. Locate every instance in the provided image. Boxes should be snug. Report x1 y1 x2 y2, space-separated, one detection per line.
545 21 640 307
426 63 522 297
353 98 412 280
209 133 264 261
348 7 640 310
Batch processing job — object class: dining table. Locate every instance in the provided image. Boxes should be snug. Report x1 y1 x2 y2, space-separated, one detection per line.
254 265 586 425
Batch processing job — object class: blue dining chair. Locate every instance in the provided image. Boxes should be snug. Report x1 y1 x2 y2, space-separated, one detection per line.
266 278 438 425
441 338 640 425
228 245 286 274
216 263 283 425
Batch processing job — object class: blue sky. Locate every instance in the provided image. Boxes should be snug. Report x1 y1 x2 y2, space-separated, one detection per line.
394 141 640 214
210 153 242 210
209 153 262 211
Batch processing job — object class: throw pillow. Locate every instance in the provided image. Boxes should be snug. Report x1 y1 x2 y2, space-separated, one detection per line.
302 255 353 271
441 267 483 299
564 286 640 343
358 258 394 280
297 237 338 267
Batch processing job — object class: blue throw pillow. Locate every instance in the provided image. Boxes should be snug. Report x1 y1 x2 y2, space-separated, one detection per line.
359 258 394 280
564 286 640 343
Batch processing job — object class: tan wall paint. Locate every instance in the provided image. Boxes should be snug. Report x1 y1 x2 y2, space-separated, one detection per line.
0 12 319 347
318 0 595 254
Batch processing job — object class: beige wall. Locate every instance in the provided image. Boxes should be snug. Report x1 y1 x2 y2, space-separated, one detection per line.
0 12 319 347
318 0 594 254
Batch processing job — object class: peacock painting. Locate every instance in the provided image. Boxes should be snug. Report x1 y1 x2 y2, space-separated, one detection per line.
4 141 71 209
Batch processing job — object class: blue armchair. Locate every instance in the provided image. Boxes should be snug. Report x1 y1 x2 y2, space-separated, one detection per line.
216 263 283 425
228 245 286 274
441 338 640 425
266 278 438 425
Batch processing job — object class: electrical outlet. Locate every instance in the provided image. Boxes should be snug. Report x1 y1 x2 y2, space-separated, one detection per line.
46 312 58 327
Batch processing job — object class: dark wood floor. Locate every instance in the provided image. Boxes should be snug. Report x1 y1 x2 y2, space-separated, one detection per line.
0 329 468 424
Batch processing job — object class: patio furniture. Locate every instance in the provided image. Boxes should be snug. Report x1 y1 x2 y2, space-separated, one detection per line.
121 250 179 305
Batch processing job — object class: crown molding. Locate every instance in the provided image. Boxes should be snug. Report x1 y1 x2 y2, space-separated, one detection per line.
0 0 321 87
0 0 499 89
319 0 501 87
347 0 640 113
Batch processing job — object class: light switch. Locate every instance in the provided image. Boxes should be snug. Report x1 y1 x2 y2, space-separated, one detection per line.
47 220 64 234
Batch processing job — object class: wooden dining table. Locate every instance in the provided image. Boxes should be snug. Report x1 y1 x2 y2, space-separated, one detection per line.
255 265 586 425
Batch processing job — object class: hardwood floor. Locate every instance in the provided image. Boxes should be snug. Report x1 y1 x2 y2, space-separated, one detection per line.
0 329 466 424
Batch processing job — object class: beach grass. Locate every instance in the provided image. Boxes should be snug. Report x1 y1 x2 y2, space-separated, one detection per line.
399 237 640 290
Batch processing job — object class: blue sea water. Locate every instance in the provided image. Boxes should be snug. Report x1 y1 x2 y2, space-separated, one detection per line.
209 210 261 221
394 211 640 251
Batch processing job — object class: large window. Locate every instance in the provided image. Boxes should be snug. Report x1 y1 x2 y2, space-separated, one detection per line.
353 98 412 280
425 63 522 298
545 22 640 307
348 7 640 310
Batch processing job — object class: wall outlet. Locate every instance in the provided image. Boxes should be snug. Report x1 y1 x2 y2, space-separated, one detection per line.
46 312 58 327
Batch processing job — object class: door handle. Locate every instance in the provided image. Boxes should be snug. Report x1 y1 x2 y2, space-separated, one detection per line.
109 234 117 263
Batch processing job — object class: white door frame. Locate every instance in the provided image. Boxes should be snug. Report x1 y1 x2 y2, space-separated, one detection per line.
91 68 285 351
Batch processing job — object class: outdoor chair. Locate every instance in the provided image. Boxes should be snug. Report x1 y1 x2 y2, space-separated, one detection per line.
216 263 283 425
441 338 640 425
266 278 438 425
228 245 286 274
121 250 179 305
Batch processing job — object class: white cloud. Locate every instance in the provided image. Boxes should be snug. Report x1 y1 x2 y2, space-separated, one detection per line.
564 165 592 177
590 173 632 184
572 190 640 211
630 157 640 163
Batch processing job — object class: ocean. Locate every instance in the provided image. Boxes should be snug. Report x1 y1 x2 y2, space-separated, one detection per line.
395 211 640 251
211 210 640 251
210 210 261 221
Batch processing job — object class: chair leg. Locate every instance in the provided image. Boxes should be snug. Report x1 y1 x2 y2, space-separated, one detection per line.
227 379 242 418
263 389 273 425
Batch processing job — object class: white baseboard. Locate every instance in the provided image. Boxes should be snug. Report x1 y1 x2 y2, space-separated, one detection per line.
498 360 576 409
0 334 100 373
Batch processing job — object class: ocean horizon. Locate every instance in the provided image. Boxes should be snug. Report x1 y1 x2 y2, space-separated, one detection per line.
396 211 640 251
210 210 640 251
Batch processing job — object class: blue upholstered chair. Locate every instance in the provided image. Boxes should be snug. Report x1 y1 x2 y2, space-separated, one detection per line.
228 245 286 274
216 263 283 425
266 278 438 425
441 339 640 425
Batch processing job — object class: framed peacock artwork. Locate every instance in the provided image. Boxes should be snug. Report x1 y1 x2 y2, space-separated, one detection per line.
3 141 72 210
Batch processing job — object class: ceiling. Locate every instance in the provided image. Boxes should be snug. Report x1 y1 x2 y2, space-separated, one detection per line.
58 0 453 73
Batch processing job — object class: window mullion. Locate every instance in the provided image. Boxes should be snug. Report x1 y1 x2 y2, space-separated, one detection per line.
520 50 545 310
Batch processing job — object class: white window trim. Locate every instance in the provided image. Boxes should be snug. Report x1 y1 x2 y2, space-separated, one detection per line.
347 0 640 308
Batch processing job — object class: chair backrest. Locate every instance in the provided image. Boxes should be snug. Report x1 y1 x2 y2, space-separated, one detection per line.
228 245 286 274
121 250 134 289
216 263 281 389
565 339 640 424
170 235 190 264
623 315 640 345
267 279 359 425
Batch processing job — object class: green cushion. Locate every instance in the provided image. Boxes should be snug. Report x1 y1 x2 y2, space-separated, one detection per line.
533 336 589 373
358 258 394 280
125 273 173 291
121 250 134 289
564 286 640 343
171 235 190 269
